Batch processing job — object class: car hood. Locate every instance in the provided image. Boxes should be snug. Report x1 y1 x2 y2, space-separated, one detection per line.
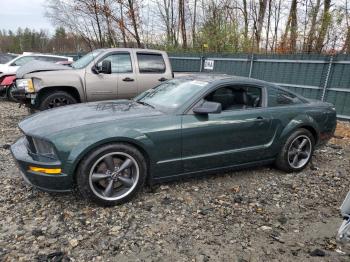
19 100 163 137
16 60 71 78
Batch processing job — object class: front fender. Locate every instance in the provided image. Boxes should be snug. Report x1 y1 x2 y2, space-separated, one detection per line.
53 126 155 176
26 71 85 100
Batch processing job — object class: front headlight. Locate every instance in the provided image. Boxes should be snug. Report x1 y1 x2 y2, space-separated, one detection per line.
27 136 57 159
16 78 35 93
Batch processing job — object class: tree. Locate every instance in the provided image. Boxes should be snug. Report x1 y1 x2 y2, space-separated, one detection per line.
315 0 332 52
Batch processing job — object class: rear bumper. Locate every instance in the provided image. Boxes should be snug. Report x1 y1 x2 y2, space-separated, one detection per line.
10 137 73 192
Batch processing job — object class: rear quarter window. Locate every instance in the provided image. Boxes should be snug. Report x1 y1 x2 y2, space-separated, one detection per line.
137 53 166 73
268 87 304 107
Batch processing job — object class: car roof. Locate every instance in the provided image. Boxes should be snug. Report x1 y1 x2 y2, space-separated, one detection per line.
99 48 168 54
20 53 71 58
176 73 273 86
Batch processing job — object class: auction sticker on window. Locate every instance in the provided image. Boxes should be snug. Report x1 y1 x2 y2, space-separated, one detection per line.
204 59 214 70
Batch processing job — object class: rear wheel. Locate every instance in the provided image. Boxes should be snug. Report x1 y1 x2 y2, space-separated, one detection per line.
77 143 147 206
39 91 77 110
275 128 315 172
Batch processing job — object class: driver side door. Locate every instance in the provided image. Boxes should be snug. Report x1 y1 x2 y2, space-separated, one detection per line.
85 53 129 101
181 84 274 173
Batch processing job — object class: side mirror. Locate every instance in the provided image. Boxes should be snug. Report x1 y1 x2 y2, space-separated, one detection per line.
100 60 112 74
193 101 222 115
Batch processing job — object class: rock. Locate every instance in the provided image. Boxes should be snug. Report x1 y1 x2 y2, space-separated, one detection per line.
69 239 79 248
234 195 243 204
310 248 325 257
278 215 288 225
32 229 44 237
195 254 209 262
1 144 11 150
260 226 272 231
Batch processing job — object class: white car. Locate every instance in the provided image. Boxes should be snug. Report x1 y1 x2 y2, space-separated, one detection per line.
0 53 73 76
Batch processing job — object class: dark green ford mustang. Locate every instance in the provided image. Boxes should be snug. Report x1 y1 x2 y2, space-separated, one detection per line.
11 75 337 206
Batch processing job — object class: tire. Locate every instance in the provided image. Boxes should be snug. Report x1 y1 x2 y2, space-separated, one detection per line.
275 128 315 173
76 143 147 206
39 91 77 110
6 84 17 102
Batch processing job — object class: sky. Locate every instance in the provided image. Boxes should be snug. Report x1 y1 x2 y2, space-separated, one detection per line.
0 0 54 33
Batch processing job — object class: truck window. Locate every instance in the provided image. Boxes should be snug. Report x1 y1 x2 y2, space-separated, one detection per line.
137 53 166 73
98 53 133 73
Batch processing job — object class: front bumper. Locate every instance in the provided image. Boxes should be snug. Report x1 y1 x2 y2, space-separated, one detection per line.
10 137 73 192
11 87 27 101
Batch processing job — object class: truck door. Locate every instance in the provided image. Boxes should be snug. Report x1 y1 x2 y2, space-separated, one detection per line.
85 53 119 101
115 52 138 99
135 52 172 94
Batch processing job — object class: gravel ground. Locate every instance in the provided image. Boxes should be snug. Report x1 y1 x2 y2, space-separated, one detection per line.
0 99 350 262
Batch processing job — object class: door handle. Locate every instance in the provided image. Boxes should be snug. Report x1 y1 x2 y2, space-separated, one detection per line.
158 77 168 82
256 116 264 120
122 77 134 82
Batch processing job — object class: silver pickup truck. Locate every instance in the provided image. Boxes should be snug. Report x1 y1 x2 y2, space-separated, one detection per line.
14 48 173 110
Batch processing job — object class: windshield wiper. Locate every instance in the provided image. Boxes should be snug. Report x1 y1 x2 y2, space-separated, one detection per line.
136 100 155 109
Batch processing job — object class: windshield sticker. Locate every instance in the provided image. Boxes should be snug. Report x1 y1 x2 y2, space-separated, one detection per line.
190 80 208 86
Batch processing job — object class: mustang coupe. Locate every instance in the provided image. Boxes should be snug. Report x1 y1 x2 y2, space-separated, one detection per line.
11 75 337 206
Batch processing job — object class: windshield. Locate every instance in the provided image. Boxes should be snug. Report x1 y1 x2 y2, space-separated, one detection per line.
71 50 103 69
135 78 209 110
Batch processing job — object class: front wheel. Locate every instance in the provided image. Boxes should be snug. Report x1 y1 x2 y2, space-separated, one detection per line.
39 91 77 110
275 128 315 172
77 143 147 206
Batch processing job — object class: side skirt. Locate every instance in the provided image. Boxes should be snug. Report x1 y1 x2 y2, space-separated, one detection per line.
150 158 275 185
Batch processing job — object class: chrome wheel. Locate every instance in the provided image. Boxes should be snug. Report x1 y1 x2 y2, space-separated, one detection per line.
89 152 139 201
287 135 312 169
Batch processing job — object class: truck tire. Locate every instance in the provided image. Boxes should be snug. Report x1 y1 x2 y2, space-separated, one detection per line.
39 91 77 110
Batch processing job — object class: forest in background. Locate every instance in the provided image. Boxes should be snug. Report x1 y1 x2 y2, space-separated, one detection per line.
0 0 349 54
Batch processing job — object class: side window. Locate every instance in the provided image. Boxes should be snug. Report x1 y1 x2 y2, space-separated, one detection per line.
205 85 262 111
11 56 35 66
268 87 303 107
137 53 166 73
98 53 133 73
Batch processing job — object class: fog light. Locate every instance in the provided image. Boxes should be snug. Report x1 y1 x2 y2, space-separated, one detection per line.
29 166 61 174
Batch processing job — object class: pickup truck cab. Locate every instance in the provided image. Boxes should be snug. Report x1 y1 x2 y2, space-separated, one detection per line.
14 48 173 110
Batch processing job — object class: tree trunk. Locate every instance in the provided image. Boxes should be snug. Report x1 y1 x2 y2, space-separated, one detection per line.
127 0 141 47
289 0 298 52
281 0 297 52
120 2 127 47
305 0 321 52
265 0 272 51
315 0 332 52
255 0 268 50
243 0 249 45
179 0 187 48
192 0 197 47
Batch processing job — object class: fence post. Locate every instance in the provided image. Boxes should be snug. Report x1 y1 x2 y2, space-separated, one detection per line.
199 56 204 72
321 55 333 101
248 54 254 78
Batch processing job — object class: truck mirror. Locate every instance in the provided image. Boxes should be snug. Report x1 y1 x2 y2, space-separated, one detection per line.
101 60 112 74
